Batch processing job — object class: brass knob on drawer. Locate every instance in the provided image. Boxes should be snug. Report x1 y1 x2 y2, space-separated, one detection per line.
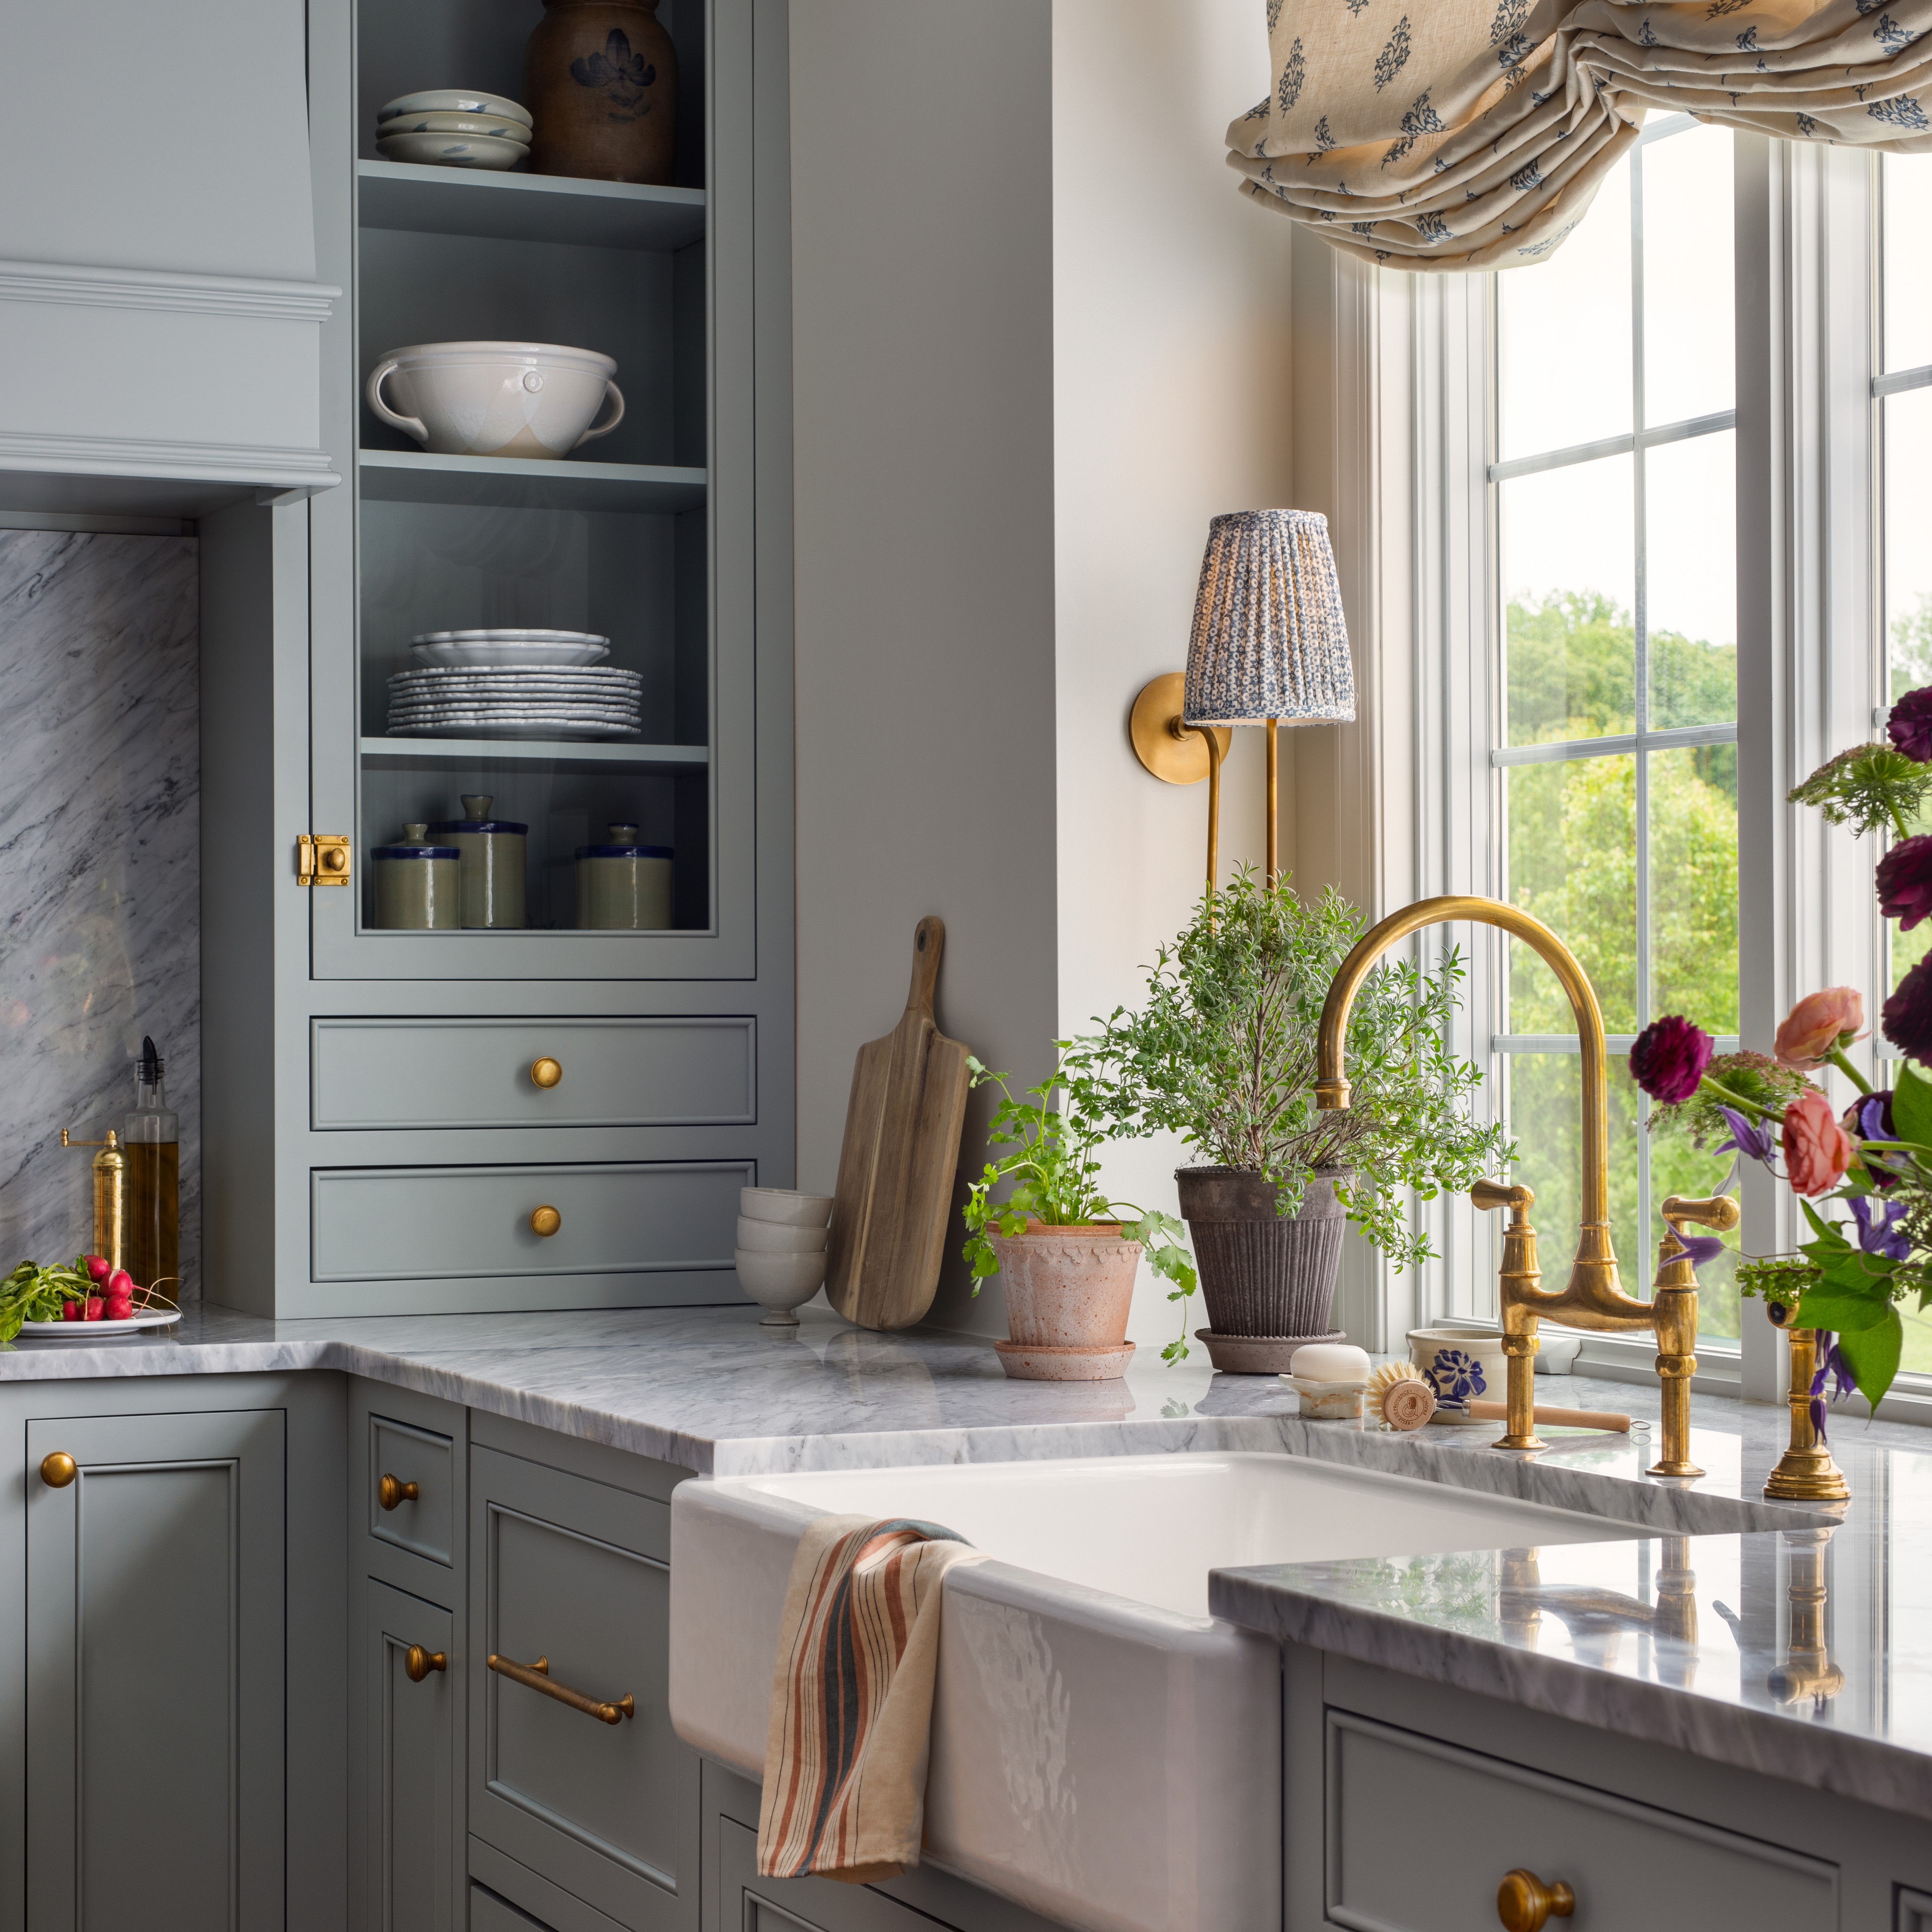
530 1205 562 1237
39 1452 76 1489
530 1057 562 1089
377 1473 419 1510
1497 1869 1575 1931
404 1645 447 1683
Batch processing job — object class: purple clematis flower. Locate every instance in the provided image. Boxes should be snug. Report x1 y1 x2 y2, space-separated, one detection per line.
1849 1194 1911 1260
1715 1105 1776 1167
1667 1223 1727 1270
1808 1331 1855 1443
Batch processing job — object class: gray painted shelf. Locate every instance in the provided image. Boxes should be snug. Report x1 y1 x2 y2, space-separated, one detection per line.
357 449 708 513
359 737 708 772
356 161 707 251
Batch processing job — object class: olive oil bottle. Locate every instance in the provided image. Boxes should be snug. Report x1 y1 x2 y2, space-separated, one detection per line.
124 1036 179 1306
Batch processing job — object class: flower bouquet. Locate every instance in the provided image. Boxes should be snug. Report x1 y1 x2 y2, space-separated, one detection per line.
1631 687 1932 1423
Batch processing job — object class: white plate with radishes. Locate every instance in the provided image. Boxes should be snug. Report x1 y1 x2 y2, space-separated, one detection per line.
19 1308 181 1335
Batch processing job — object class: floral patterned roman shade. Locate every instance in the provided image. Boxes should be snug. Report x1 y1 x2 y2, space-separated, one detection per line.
1230 0 1932 269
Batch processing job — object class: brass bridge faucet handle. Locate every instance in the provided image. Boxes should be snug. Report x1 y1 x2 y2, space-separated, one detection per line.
1645 1194 1737 1483
1497 1868 1575 1930
1473 1179 1544 1450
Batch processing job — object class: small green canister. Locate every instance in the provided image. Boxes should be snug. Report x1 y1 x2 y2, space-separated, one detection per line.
576 823 673 929
371 824 461 929
429 794 527 930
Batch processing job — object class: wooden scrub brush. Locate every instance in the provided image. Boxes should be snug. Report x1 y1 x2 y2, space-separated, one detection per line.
1367 1359 1437 1431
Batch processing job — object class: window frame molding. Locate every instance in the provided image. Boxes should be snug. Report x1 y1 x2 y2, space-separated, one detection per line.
1291 134 1924 1416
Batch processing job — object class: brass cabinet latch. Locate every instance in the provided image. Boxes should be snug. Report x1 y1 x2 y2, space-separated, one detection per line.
297 833 352 886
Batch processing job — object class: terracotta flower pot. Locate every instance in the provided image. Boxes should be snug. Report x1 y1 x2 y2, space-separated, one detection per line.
525 0 679 185
988 1221 1140 1382
1175 1166 1351 1372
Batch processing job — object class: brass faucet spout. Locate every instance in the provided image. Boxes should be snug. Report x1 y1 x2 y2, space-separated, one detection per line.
1316 894 1729 1474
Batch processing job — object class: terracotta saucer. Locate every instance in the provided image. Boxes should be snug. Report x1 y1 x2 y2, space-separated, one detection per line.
994 1338 1135 1382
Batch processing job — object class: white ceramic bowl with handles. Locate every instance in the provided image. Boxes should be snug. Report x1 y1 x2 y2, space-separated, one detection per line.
365 341 624 459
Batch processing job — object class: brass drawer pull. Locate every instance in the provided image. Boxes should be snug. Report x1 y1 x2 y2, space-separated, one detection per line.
40 1452 76 1489
530 1057 562 1088
530 1205 562 1237
377 1473 419 1510
489 1651 634 1725
404 1645 447 1682
1497 1869 1575 1931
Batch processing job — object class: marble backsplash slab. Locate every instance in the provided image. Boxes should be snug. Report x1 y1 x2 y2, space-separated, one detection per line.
0 531 199 1301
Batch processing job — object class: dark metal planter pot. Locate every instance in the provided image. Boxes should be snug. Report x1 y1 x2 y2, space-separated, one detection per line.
1175 1165 1351 1340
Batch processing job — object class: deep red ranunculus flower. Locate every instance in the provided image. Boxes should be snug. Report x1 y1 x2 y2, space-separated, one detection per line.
1890 684 1932 763
1629 1015 1714 1104
1878 835 1932 931
1883 955 1932 1064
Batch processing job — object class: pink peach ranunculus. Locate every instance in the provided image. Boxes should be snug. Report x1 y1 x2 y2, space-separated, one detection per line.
1774 987 1867 1070
1783 1090 1854 1196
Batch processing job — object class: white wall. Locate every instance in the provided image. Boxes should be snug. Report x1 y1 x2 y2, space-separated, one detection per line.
789 1 1061 1335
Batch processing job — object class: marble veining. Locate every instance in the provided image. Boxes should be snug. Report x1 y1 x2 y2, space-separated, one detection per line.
7 1299 1932 1815
0 532 199 1301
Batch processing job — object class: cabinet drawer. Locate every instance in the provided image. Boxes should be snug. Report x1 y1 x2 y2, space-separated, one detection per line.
471 1884 554 1931
312 1161 749 1282
369 1413 454 1565
1326 1711 1835 1931
469 1445 698 1932
312 1017 756 1131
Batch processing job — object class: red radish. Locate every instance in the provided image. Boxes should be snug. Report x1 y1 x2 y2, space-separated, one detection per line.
83 1296 104 1321
106 1269 133 1299
104 1300 133 1322
60 1300 80 1321
85 1255 110 1282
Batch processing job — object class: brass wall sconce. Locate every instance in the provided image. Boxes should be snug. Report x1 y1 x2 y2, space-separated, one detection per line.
1130 509 1354 895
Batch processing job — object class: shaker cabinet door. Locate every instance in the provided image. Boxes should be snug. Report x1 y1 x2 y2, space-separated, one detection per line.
469 1445 699 1932
25 1407 286 1932
362 1580 460 1932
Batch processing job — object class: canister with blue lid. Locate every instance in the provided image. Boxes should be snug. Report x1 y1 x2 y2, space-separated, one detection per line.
576 823 672 929
428 794 527 929
372 824 460 929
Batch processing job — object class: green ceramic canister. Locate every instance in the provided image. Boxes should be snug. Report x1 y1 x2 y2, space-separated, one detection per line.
371 824 461 929
576 823 673 929
429 794 527 930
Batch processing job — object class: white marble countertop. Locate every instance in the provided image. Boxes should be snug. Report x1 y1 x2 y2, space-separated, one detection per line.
11 1299 1930 1815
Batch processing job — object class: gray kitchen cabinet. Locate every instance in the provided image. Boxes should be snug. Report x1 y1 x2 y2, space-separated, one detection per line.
469 1439 701 1932
200 0 795 1319
714 1819 937 1932
362 1580 461 1932
25 1405 286 1932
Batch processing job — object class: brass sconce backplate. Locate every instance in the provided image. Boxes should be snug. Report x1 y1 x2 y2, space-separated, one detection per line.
1129 673 1230 784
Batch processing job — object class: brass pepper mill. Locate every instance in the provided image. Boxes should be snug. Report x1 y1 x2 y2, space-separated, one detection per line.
59 1127 128 1275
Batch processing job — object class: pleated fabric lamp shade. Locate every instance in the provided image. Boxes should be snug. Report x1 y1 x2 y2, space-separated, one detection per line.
1181 509 1355 727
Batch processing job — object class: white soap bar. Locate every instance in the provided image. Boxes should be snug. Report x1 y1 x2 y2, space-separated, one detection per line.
1289 1341 1371 1382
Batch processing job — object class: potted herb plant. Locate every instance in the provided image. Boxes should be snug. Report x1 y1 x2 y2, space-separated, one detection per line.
962 1055 1195 1382
1074 869 1510 1369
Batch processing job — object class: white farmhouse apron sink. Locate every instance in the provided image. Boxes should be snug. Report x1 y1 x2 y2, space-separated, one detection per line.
668 1451 1648 1932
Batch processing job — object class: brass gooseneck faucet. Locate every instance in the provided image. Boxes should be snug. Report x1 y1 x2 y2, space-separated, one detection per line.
1314 894 1738 1477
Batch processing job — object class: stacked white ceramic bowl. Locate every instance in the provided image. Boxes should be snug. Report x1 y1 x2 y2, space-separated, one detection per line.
388 631 641 739
376 91 532 171
736 1188 834 1326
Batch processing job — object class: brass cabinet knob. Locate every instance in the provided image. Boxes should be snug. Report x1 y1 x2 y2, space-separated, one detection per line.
319 843 349 875
377 1473 419 1511
1497 1869 1575 1931
404 1645 447 1683
530 1057 562 1089
39 1452 76 1489
530 1205 562 1237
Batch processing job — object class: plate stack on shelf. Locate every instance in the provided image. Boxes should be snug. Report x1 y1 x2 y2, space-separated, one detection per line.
387 630 643 740
375 90 533 171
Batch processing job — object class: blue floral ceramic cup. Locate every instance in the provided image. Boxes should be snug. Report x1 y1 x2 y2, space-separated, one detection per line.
1405 1328 1511 1424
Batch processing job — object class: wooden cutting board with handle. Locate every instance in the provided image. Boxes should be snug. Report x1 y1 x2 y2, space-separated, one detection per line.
826 916 973 1331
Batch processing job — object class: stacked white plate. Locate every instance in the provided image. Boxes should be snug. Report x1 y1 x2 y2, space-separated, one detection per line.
376 90 532 171
388 630 640 738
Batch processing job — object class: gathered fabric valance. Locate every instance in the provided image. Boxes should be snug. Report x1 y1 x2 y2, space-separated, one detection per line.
1228 0 1932 270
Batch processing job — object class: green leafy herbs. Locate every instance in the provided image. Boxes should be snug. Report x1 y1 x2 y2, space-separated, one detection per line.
1074 869 1511 1274
959 1055 1198 1359
0 1257 93 1344
1788 743 1932 843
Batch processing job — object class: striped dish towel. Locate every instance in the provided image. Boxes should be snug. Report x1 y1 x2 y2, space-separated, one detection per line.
757 1513 987 1885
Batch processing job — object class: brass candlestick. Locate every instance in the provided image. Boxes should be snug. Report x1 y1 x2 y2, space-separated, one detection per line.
1762 1313 1849 1503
